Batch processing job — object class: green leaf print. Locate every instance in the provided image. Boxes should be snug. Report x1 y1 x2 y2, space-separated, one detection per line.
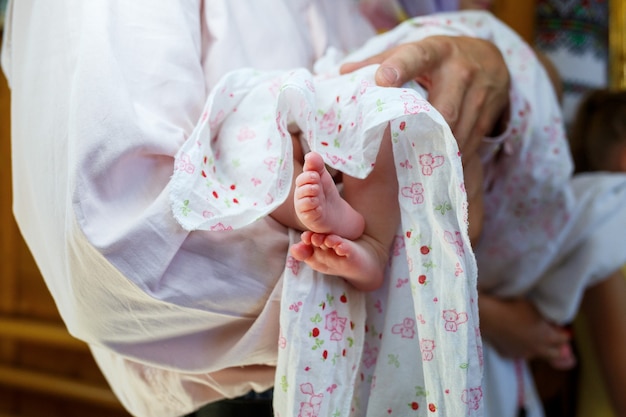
387 354 400 368
347 337 354 348
310 313 322 324
280 375 288 393
181 200 191 216
326 293 335 306
423 260 437 271
376 98 385 112
435 201 452 215
311 338 324 350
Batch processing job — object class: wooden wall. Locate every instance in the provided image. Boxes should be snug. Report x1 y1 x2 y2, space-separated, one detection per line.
492 0 537 43
0 35 131 417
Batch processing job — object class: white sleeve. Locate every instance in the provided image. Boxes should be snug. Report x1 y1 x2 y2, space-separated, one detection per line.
4 0 288 406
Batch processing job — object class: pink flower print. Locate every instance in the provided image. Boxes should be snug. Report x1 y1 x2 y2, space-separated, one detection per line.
237 126 256 141
418 153 444 176
442 309 468 332
201 210 214 218
268 79 281 97
305 79 315 92
325 311 347 341
275 112 287 138
286 256 300 275
278 330 287 349
399 159 413 169
401 183 425 204
461 387 483 411
391 317 416 339
420 339 436 361
455 262 463 276
391 235 405 256
209 109 225 129
298 383 323 417
210 223 232 231
289 301 303 312
444 230 464 256
264 157 278 173
359 79 370 95
175 153 195 174
543 122 562 145
362 342 379 368
401 93 430 114
324 153 346 166
395 278 409 288
319 109 337 135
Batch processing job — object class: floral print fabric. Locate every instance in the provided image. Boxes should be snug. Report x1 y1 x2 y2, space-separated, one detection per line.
169 58 482 417
169 11 565 417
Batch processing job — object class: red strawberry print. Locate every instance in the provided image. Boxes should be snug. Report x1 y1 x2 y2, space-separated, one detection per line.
429 403 436 412
409 401 419 410
420 245 430 255
311 327 320 338
340 294 347 303
418 275 427 285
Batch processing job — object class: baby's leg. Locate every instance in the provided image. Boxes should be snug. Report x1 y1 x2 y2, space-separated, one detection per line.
291 127 399 290
290 231 392 291
294 152 365 240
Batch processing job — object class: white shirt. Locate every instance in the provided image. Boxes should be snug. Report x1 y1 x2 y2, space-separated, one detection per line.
1 1 377 415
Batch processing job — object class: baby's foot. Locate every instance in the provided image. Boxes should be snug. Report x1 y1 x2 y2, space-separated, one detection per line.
290 231 386 291
294 152 364 240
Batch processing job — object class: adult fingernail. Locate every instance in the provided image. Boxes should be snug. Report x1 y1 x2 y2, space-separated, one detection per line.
380 66 399 85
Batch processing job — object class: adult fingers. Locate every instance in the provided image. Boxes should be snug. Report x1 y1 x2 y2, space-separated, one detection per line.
340 38 443 88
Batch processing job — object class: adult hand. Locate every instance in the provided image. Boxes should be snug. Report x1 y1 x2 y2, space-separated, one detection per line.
478 294 575 369
340 36 510 159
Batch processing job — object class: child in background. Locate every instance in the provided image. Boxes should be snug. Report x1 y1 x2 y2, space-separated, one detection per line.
568 89 626 417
